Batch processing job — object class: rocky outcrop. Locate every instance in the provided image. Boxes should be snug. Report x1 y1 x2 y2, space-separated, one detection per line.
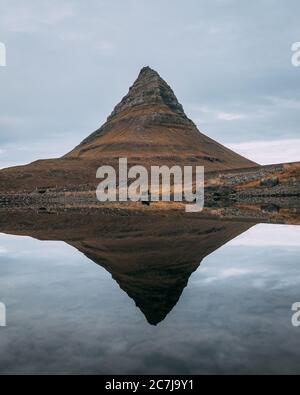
108 67 187 121
260 176 279 187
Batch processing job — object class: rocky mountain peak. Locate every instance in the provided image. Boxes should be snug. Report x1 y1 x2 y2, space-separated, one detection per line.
107 66 186 121
62 67 257 172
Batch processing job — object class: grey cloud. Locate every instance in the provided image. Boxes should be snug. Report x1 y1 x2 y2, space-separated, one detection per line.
0 0 300 167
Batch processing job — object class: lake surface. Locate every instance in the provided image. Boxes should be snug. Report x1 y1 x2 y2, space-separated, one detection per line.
0 217 300 375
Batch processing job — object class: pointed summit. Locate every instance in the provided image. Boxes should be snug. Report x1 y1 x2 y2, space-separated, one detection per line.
137 65 161 80
139 65 158 76
107 66 186 121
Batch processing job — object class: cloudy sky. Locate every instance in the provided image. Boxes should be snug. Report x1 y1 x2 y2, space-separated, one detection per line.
0 0 300 168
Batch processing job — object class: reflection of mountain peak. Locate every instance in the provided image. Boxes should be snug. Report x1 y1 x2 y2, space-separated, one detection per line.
0 210 253 325
0 209 254 325
82 246 201 326
71 218 253 325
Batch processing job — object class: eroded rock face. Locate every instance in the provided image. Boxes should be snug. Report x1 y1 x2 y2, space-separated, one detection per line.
108 66 187 119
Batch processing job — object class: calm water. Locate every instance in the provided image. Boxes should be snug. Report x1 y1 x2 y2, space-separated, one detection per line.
0 223 300 374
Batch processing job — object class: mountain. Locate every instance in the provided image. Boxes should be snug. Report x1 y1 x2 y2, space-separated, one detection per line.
65 66 256 168
0 66 257 192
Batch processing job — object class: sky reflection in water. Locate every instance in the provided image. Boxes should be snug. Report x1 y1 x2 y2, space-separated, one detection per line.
0 224 300 374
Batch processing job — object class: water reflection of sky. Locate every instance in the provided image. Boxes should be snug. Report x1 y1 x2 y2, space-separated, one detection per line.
0 224 300 374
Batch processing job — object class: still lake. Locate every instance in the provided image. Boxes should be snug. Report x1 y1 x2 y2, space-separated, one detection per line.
0 223 300 374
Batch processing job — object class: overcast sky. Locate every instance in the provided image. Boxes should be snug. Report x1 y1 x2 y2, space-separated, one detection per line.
0 0 300 168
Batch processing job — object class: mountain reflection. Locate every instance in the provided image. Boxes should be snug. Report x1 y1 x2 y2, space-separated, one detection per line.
0 205 298 325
